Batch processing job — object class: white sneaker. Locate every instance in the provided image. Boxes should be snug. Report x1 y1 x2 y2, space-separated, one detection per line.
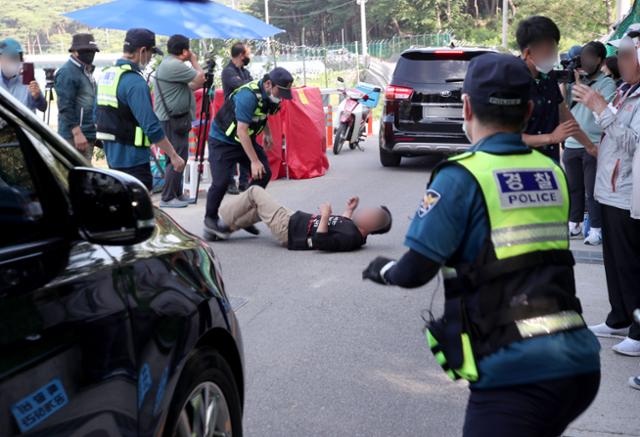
569 222 583 239
629 376 640 391
588 322 630 338
584 228 602 246
612 337 640 356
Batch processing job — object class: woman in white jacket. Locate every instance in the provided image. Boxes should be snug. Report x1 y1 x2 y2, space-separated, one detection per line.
573 29 640 380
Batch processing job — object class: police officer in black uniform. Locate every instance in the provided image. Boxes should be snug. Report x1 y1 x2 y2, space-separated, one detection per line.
363 53 601 437
221 42 253 195
203 67 294 239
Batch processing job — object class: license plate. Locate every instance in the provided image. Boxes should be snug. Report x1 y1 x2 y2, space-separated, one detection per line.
423 106 462 119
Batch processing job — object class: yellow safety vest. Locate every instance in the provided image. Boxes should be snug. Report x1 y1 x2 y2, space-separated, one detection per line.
96 64 150 147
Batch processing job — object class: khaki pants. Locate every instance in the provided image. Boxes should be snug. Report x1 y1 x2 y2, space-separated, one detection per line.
219 186 293 245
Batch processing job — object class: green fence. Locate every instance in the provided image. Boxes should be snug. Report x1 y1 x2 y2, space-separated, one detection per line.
323 33 452 59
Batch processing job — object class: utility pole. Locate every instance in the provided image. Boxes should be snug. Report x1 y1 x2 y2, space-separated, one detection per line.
356 0 368 58
617 0 631 21
264 0 276 66
501 0 508 48
302 27 307 86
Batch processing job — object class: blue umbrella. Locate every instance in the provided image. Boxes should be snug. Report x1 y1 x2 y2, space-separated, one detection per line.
63 0 284 40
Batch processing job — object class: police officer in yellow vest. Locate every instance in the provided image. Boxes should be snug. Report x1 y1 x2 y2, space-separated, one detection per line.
97 28 185 190
203 67 294 239
363 53 601 437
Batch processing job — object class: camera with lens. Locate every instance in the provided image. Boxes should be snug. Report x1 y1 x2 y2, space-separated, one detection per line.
44 68 56 88
202 51 217 89
556 54 587 84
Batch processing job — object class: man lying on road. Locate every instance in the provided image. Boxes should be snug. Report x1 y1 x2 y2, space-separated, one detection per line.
206 186 392 251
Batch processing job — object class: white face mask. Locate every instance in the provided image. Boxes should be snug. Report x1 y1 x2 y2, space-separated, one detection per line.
462 120 472 143
269 94 281 104
1 61 21 78
533 56 558 75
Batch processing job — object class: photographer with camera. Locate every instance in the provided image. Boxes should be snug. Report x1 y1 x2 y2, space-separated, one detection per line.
563 41 616 245
0 38 46 113
152 34 205 208
54 34 100 162
517 16 594 162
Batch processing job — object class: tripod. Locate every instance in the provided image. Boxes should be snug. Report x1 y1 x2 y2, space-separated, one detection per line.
42 83 55 125
42 68 56 125
193 59 216 204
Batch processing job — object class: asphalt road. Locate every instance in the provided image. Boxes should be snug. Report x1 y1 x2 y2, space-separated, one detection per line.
165 137 639 437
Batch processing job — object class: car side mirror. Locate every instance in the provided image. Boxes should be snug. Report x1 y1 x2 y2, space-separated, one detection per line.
69 167 155 246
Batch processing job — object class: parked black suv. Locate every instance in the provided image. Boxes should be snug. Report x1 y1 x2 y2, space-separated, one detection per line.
379 47 494 166
0 88 244 437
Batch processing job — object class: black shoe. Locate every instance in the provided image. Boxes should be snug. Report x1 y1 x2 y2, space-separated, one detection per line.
203 217 231 240
242 225 260 236
227 185 240 195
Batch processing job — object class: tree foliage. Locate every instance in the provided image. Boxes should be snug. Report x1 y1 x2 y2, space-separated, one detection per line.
250 0 613 51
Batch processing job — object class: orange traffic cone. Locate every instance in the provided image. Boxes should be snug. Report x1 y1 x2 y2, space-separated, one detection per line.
326 105 333 149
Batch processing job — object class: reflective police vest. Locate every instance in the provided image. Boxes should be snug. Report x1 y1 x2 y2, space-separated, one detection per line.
213 80 280 143
96 64 150 147
425 148 584 382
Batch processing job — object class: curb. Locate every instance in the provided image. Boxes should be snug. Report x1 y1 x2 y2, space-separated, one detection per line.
572 249 603 265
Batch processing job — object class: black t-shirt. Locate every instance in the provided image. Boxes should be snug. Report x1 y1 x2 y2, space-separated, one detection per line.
287 211 366 252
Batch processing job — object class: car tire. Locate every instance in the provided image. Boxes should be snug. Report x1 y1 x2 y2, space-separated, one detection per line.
163 348 243 437
379 147 401 167
333 123 348 155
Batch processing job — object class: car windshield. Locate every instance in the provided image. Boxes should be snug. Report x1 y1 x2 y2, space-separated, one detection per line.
394 51 488 84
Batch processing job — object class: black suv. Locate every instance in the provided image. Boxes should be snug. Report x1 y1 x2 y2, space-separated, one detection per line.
379 47 494 166
0 88 244 436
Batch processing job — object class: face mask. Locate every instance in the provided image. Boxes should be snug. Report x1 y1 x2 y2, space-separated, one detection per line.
534 57 556 74
269 94 281 104
139 48 151 69
462 120 472 143
1 61 21 78
242 56 251 66
77 51 96 65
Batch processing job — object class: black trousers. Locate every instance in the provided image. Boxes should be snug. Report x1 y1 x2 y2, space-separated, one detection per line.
205 140 272 220
113 162 153 191
228 162 250 188
602 204 640 339
160 119 190 202
463 372 600 437
562 147 602 227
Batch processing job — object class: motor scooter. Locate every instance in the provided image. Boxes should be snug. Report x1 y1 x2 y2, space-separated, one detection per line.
333 77 379 155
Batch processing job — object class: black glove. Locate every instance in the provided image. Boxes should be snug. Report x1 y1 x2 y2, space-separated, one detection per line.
362 256 395 284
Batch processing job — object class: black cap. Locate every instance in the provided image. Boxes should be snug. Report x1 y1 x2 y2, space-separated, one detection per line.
69 33 100 52
124 28 163 56
462 53 531 106
167 34 190 56
268 67 294 100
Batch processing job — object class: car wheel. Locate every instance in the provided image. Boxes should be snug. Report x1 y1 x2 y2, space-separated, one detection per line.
379 147 401 167
163 349 242 437
333 123 348 155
